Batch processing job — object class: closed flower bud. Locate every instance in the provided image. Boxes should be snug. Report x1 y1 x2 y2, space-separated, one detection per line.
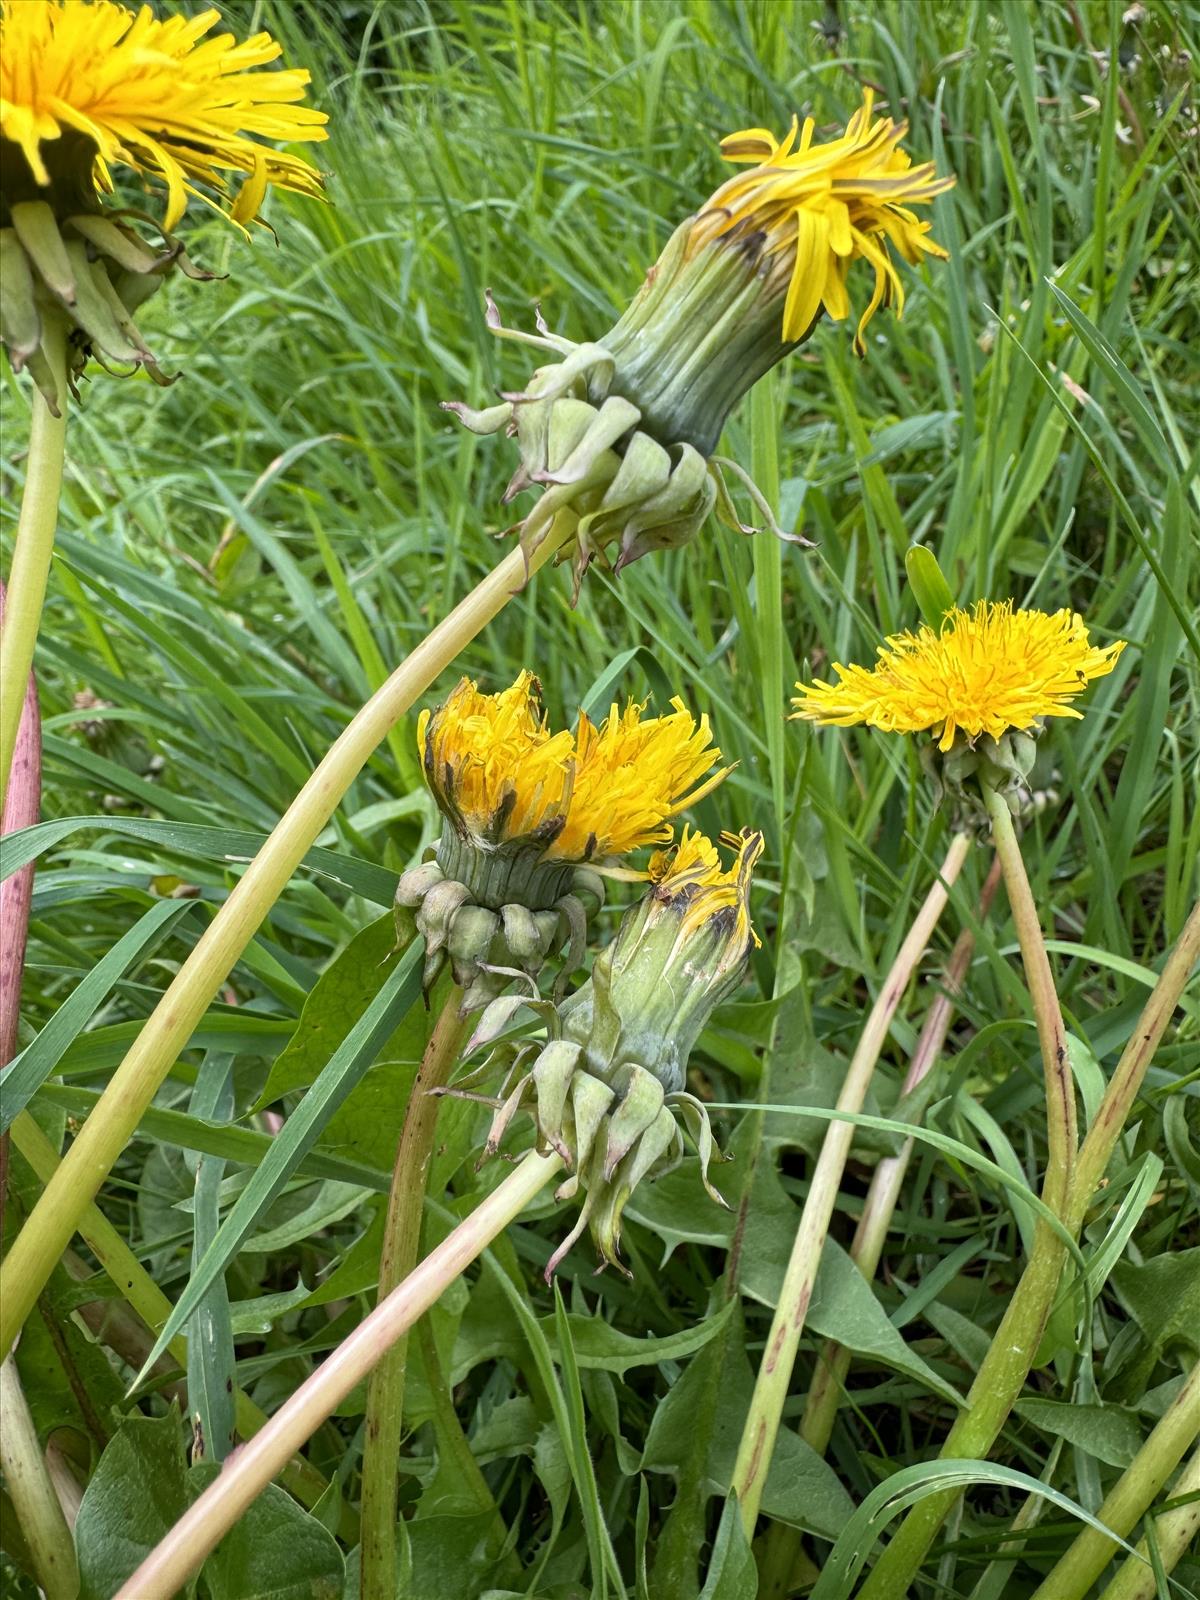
466 827 763 1276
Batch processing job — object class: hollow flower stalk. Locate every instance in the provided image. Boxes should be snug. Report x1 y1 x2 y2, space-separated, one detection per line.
444 90 952 594
0 0 328 403
463 826 763 1273
396 672 730 1007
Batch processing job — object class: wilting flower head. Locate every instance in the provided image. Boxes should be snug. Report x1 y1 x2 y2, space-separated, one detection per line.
443 91 950 594
0 0 328 406
697 90 954 352
397 672 730 1007
465 827 763 1275
792 601 1125 811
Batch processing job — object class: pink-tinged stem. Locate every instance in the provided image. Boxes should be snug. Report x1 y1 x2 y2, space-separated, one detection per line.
0 577 42 1246
731 829 973 1535
116 1149 563 1599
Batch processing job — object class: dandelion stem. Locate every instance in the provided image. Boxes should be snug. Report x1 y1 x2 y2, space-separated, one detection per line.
360 991 472 1600
1097 1437 1200 1600
0 1355 79 1600
8 1111 335 1521
758 852 1000 1600
0 519 573 1362
798 853 1002 1461
981 785 1077 1211
854 896 1200 1600
0 321 67 816
731 829 972 1536
1029 1360 1200 1600
115 1149 563 1600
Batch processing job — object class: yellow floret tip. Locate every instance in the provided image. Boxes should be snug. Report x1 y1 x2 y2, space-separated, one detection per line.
0 0 327 232
693 88 954 349
419 673 731 862
791 601 1125 750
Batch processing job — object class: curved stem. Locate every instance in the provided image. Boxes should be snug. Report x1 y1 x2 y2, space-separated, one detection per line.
116 1149 563 1600
1029 1360 1200 1600
0 321 67 815
732 830 972 1535
854 898 1200 1600
0 520 572 1361
0 1356 79 1600
1098 1437 1200 1600
360 992 471 1600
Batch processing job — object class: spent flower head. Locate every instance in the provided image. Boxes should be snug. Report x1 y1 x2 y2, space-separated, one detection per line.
443 90 951 595
792 601 1125 813
0 0 328 404
464 827 764 1275
398 672 730 1008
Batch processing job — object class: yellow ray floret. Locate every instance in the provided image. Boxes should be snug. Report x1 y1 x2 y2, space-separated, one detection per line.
0 0 328 231
418 673 730 861
791 602 1125 751
691 89 953 349
649 825 763 951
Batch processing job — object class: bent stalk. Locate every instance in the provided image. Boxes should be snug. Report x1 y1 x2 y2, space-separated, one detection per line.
116 1149 563 1600
732 829 972 1535
0 519 573 1361
360 992 471 1600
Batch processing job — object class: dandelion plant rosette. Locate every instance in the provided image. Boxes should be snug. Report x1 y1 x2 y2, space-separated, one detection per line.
444 89 953 595
792 601 1125 814
396 671 731 1008
0 0 328 404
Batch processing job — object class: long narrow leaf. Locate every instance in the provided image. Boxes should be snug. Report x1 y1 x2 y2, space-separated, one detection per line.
1 899 197 1132
132 939 423 1385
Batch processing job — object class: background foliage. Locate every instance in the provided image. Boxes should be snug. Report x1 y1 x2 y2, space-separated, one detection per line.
2 1 1198 1596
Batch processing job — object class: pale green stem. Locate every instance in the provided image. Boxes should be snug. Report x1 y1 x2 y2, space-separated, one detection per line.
758 854 1003 1600
853 894 1200 1600
0 321 67 815
0 1355 79 1600
731 830 972 1535
9 1110 332 1518
0 520 572 1361
1098 1439 1200 1600
801 853 1003 1459
115 1150 563 1600
1029 1361 1200 1600
982 786 1077 1209
360 992 472 1600
1068 897 1200 1233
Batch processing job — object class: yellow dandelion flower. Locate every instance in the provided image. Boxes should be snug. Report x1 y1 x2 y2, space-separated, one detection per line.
693 90 954 350
1 0 328 232
791 602 1125 752
418 672 730 863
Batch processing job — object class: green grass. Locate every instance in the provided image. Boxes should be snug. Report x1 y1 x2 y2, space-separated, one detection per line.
2 1 1198 1596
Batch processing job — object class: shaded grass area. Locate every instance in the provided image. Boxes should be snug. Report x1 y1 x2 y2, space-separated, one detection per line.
1 1 1197 1596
